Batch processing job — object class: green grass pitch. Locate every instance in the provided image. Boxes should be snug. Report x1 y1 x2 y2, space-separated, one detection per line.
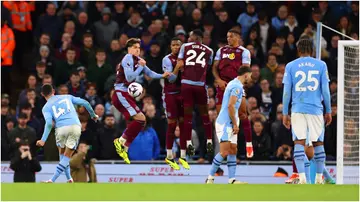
1 183 359 201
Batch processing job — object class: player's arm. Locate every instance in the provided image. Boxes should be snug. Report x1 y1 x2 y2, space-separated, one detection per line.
282 64 292 129
228 87 241 134
321 63 332 126
162 57 177 83
123 54 144 82
142 65 169 79
173 44 185 76
212 48 221 80
241 49 251 68
40 108 53 143
71 96 97 118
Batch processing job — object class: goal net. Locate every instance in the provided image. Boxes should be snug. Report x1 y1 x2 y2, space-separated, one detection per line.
315 22 359 184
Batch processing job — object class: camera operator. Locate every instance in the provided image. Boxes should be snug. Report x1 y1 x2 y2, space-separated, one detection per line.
70 141 97 182
10 141 41 182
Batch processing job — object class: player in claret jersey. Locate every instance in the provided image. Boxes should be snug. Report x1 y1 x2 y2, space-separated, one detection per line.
162 37 190 170
173 29 214 156
113 38 170 164
212 29 254 158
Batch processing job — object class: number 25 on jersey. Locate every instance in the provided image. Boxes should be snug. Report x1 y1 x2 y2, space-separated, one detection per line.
295 70 319 92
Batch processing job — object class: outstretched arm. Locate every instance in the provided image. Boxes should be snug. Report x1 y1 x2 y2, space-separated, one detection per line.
162 57 177 83
143 65 166 79
40 110 53 142
71 96 97 118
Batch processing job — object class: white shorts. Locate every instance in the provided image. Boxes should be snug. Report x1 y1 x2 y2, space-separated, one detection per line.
215 122 238 144
291 113 324 143
55 125 81 149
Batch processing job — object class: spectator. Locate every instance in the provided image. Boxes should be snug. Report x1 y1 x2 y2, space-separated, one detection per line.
271 5 288 33
19 102 42 138
272 104 292 156
171 1 196 18
214 9 235 42
95 114 119 160
280 13 301 41
79 33 96 68
57 84 69 95
88 1 107 25
10 141 41 182
349 2 359 34
259 79 272 119
112 2 129 29
63 20 81 47
70 141 97 182
93 7 119 50
54 48 82 86
78 117 95 153
94 104 105 122
57 3 77 23
76 12 92 40
33 33 53 57
34 2 62 44
107 39 122 69
1 118 12 161
128 104 160 160
33 45 56 76
327 35 340 78
34 61 47 84
169 5 187 36
67 72 86 98
19 88 42 119
247 64 262 100
336 16 354 40
237 2 258 39
246 44 261 66
149 20 170 53
55 32 80 60
250 11 276 55
252 120 271 160
84 83 103 109
1 19 15 96
87 49 113 97
78 67 88 87
325 104 337 159
261 54 278 84
247 97 258 113
188 8 203 31
138 1 163 26
18 75 38 104
207 86 215 98
246 29 264 64
329 79 337 104
141 31 154 53
121 11 146 38
283 33 297 62
208 97 216 110
268 43 286 64
57 1 83 16
7 113 37 157
270 72 284 122
249 107 267 124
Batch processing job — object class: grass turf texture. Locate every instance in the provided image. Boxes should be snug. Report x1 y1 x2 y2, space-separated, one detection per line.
1 183 359 201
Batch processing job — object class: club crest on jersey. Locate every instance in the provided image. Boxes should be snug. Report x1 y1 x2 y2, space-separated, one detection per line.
223 53 235 60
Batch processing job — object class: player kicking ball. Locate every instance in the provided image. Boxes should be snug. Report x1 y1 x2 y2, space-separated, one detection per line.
212 29 253 158
112 38 170 164
36 84 98 183
282 37 332 184
206 67 252 184
162 37 190 170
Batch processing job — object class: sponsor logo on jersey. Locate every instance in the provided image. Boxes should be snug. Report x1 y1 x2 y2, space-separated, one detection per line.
222 53 235 60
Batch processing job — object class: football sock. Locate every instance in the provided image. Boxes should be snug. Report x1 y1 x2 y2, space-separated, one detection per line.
201 114 212 140
166 122 176 151
209 153 224 177
314 145 326 177
122 120 145 149
60 154 72 180
294 144 306 182
227 154 237 179
51 156 70 182
304 155 311 183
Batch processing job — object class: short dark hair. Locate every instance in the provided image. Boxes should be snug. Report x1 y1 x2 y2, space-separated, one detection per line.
36 61 46 67
41 84 53 97
66 47 76 53
297 37 313 54
20 102 32 110
83 33 93 40
96 48 106 54
126 38 141 48
27 88 36 94
228 29 241 36
104 114 115 119
238 66 251 76
171 37 181 42
70 71 79 77
18 112 28 119
191 29 203 39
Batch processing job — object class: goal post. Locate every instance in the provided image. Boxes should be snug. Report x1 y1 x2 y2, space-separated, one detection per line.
336 40 360 185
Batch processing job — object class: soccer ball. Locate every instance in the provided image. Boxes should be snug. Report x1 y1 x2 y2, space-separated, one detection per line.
128 82 143 98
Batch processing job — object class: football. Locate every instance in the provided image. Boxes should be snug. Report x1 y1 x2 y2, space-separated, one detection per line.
128 82 143 98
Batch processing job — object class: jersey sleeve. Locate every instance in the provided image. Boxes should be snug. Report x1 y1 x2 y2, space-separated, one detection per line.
230 85 243 99
178 44 185 59
42 106 52 122
242 49 251 65
71 95 96 117
208 49 214 65
214 48 221 61
122 54 144 82
40 106 53 142
282 63 292 84
162 57 173 72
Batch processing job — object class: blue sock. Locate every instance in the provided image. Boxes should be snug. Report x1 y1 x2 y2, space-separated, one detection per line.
60 154 72 180
304 156 311 183
314 145 326 174
209 153 224 176
227 155 237 179
51 156 70 182
323 167 333 181
294 144 305 173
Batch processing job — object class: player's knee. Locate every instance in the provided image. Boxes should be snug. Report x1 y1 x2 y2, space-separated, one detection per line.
305 146 314 159
312 141 323 147
230 147 237 155
294 139 306 146
178 117 184 123
167 119 177 124
239 112 247 120
220 150 230 158
184 107 193 116
134 112 146 122
198 105 208 115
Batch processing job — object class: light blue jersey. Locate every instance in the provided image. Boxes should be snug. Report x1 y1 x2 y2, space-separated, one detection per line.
282 56 331 115
216 78 244 126
40 95 96 142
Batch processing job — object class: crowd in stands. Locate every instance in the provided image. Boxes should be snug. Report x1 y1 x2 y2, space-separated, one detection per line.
1 1 358 163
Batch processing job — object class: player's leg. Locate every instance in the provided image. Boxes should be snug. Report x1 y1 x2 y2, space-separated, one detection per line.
239 96 253 158
182 84 195 156
112 90 145 164
206 123 230 184
285 159 299 184
308 114 326 184
291 113 308 184
196 86 213 154
58 147 73 183
304 145 314 183
177 94 190 169
215 87 224 114
228 138 247 184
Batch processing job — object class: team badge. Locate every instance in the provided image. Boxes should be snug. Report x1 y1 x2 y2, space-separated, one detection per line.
229 53 235 60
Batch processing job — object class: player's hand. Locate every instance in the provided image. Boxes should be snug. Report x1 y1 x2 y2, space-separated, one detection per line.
162 72 171 78
246 142 254 158
92 114 99 122
232 125 239 135
36 140 45 147
282 115 291 129
215 79 227 90
139 58 146 66
324 113 332 126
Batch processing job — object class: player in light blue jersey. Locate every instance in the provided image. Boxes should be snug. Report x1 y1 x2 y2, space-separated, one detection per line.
206 66 252 184
282 37 332 184
36 84 98 183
